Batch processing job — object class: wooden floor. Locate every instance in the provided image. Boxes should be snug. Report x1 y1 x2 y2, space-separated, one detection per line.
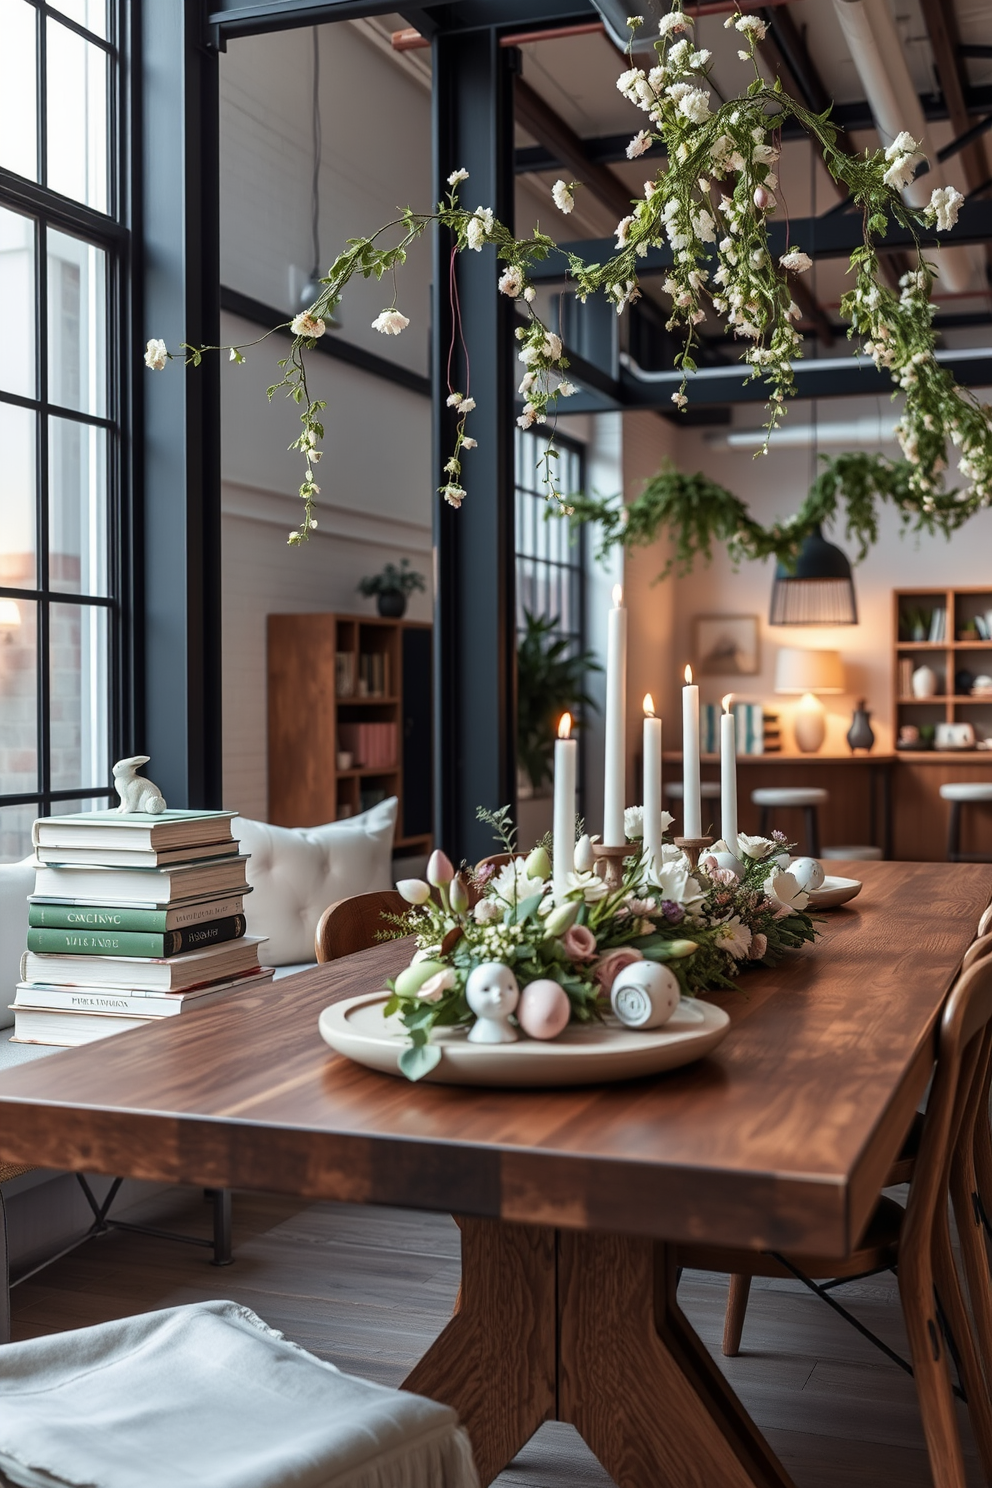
9 1186 984 1488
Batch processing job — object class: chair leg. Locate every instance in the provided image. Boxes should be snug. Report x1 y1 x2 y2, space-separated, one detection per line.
932 1218 992 1482
948 801 962 863
805 805 821 858
210 1188 233 1266
759 806 771 837
722 1273 751 1356
899 1238 969 1488
0 1188 10 1345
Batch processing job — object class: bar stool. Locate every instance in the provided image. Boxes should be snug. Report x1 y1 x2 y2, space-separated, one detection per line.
751 786 828 857
939 782 992 862
666 780 721 832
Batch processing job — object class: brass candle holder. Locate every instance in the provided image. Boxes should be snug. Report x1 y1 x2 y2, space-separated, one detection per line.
591 843 631 891
674 835 713 869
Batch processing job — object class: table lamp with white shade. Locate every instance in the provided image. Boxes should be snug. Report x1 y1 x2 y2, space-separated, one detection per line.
775 647 845 753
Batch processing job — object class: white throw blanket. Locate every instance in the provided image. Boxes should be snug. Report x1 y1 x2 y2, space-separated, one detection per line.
0 1300 479 1488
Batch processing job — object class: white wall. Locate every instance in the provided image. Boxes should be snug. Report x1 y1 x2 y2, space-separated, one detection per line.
218 26 433 817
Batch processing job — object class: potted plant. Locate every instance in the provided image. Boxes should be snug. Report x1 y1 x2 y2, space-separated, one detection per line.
516 611 601 795
358 559 426 619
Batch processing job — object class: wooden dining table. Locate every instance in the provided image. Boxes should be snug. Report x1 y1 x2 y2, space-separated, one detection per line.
0 859 989 1488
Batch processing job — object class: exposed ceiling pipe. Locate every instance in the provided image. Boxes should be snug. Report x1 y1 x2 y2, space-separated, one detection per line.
831 0 980 293
704 413 900 448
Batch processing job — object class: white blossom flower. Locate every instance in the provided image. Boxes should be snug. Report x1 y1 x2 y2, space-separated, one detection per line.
731 13 767 40
517 402 539 430
779 249 812 273
473 899 501 924
766 869 810 914
441 484 466 508
523 286 536 303
737 832 777 860
645 858 705 910
490 859 549 908
690 48 711 67
925 185 964 231
291 312 326 338
615 214 635 248
677 87 712 125
498 265 524 297
447 168 469 186
466 206 494 250
446 391 465 407
458 396 476 412
552 179 574 214
737 48 750 60
626 129 652 160
461 436 477 450
671 390 688 408
627 15 644 26
714 914 752 959
543 331 564 361
418 967 456 1002
658 10 691 35
144 337 169 371
563 868 610 904
885 131 919 161
624 805 644 840
371 308 410 336
883 143 921 192
558 381 576 397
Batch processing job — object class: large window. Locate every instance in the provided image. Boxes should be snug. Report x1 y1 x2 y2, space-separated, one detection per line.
514 428 586 652
0 0 125 860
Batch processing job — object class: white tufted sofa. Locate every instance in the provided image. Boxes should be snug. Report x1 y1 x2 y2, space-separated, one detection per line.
232 798 398 975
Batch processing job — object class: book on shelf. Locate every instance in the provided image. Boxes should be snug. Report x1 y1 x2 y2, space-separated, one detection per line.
335 651 355 698
28 891 249 932
975 616 989 640
21 936 265 993
34 839 239 869
356 651 390 697
12 967 274 1017
927 608 946 642
26 913 247 959
700 702 766 756
10 970 275 1047
898 658 914 696
31 855 250 909
337 721 397 770
32 810 236 852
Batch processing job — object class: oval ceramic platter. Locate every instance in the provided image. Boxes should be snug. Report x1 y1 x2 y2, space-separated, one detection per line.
319 992 730 1088
807 875 863 910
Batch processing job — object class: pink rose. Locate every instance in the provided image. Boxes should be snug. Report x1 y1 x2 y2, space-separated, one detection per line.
561 923 598 963
592 946 644 991
710 867 738 887
750 933 768 960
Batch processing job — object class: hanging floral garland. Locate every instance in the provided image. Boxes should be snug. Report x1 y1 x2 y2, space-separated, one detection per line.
145 3 991 546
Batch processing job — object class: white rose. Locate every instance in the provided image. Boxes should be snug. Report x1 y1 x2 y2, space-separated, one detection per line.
371 309 410 336
144 338 168 371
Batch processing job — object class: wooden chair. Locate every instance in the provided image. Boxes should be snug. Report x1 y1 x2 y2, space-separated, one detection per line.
315 890 408 962
679 948 992 1488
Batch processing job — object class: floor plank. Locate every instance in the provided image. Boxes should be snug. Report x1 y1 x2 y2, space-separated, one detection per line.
8 1187 984 1487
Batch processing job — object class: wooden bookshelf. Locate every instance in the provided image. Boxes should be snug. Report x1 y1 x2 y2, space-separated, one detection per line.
266 612 432 854
893 587 992 747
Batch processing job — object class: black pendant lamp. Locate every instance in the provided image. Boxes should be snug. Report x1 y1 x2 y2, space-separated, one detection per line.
769 524 858 626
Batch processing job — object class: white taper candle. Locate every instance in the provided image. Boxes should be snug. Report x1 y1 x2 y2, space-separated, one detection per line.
603 585 627 846
720 695 738 852
552 713 577 902
642 694 663 871
682 664 701 838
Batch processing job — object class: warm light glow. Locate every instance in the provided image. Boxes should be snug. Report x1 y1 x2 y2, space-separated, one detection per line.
0 600 21 627
612 584 623 608
643 693 655 718
558 712 572 740
684 664 693 686
722 693 733 713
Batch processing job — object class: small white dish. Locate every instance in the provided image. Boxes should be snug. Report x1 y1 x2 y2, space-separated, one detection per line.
318 992 730 1087
807 875 863 909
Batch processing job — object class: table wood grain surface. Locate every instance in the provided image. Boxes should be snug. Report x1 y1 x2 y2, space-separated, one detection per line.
1 860 989 1260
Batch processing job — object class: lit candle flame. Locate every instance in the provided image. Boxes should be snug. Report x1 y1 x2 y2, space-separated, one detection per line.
684 664 693 686
722 693 734 713
612 584 623 607
643 693 655 717
558 712 572 740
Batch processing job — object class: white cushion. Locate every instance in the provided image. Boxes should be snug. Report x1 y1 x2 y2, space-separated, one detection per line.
233 799 397 966
0 1299 479 1488
751 787 828 807
0 857 36 1030
940 783 992 803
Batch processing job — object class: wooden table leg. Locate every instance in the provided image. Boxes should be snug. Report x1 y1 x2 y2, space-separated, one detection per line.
404 1218 797 1488
401 1217 556 1485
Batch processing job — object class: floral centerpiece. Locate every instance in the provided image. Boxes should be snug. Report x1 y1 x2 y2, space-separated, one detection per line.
383 808 815 1080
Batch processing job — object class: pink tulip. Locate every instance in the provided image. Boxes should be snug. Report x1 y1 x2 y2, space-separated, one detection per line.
561 923 598 963
427 849 455 887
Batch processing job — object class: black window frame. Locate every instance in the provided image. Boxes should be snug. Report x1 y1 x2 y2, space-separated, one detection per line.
0 0 131 846
514 425 587 659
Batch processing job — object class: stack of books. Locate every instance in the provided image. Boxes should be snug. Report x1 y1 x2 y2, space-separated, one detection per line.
11 809 273 1047
700 702 770 756
337 722 397 769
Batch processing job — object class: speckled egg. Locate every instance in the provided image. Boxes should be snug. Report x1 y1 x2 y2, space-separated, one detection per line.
517 979 572 1041
789 856 825 892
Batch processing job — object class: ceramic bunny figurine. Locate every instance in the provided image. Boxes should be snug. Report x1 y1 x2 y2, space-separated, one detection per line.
465 962 520 1044
113 756 167 815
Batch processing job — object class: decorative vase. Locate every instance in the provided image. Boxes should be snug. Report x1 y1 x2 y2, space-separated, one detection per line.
911 664 938 699
376 590 407 619
846 701 875 753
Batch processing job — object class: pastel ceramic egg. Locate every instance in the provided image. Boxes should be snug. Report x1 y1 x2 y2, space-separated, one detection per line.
610 960 680 1029
789 856 825 892
711 851 743 878
517 978 571 1041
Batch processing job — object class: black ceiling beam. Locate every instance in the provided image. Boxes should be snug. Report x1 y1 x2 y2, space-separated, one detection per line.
204 0 594 44
515 75 634 221
527 198 992 281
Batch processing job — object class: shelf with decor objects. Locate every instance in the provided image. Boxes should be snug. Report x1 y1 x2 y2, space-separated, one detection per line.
267 612 432 854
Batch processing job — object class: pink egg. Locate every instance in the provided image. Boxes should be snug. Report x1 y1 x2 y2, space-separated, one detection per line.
517 979 571 1041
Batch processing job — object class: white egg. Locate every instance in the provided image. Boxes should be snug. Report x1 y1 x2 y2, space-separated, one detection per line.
711 851 743 878
789 856 825 892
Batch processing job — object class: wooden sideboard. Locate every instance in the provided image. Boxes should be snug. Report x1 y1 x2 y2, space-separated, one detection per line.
663 751 992 861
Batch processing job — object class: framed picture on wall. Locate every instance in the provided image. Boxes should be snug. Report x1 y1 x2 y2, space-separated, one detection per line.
693 614 760 676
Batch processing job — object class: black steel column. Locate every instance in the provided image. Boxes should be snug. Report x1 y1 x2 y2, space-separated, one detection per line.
432 27 517 864
136 0 222 807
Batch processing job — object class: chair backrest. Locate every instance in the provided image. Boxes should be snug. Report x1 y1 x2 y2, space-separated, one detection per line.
979 901 992 940
474 852 520 876
314 890 407 963
963 929 992 971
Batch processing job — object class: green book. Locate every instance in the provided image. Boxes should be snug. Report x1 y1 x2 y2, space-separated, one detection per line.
26 914 246 959
28 894 247 932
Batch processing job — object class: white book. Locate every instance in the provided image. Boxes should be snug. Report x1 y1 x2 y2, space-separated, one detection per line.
35 841 240 869
33 810 237 852
12 967 274 1017
21 936 265 992
32 856 250 908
